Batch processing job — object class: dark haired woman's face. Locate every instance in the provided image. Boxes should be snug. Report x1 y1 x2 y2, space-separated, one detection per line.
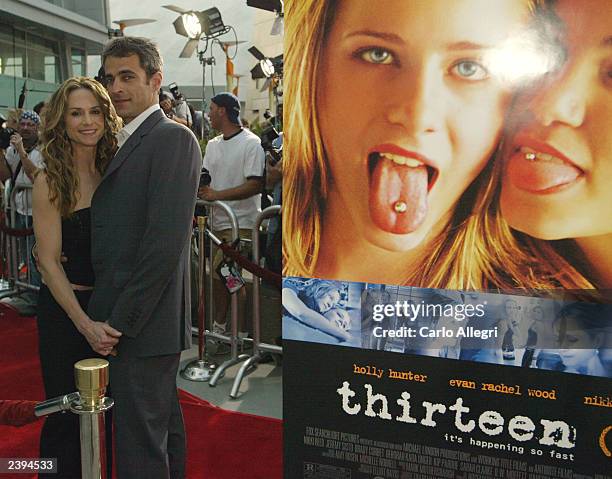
502 0 612 240
556 315 600 369
317 0 528 252
64 88 105 148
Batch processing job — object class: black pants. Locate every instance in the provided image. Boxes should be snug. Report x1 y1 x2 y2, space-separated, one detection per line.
110 353 185 479
36 285 112 478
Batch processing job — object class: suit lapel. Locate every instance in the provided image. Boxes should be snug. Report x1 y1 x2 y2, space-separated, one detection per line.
102 109 165 182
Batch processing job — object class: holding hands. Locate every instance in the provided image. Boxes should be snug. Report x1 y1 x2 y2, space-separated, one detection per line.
77 319 122 356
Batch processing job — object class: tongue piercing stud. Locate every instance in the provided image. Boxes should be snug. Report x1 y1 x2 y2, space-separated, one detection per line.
394 201 407 213
525 152 536 161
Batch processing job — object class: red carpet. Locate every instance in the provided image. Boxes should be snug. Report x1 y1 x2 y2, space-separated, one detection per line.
0 305 282 478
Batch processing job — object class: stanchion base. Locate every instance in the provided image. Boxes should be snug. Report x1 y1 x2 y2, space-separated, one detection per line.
180 359 223 382
70 396 114 414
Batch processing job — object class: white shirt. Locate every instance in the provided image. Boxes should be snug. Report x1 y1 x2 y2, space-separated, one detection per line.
116 103 161 150
173 100 192 125
5 146 45 216
203 129 265 231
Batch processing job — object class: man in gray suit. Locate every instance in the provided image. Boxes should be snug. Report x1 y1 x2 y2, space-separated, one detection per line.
88 37 200 478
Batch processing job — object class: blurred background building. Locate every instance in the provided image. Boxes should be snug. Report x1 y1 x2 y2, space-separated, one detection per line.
0 0 109 116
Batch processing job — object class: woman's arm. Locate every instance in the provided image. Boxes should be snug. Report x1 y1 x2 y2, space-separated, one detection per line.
282 287 351 341
32 174 121 354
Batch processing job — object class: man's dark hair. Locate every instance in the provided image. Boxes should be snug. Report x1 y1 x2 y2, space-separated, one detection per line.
102 37 163 78
33 101 45 115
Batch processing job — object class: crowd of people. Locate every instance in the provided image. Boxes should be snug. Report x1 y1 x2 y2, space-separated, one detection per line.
0 34 281 478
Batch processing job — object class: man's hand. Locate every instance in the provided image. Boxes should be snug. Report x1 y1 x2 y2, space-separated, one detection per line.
266 157 282 189
198 185 217 201
79 319 122 356
9 133 25 156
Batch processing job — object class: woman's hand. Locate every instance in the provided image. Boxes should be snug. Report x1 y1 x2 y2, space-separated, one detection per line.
78 319 122 356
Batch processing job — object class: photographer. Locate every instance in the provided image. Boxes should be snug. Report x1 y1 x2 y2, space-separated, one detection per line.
159 90 192 128
0 109 44 210
168 83 193 128
0 110 44 299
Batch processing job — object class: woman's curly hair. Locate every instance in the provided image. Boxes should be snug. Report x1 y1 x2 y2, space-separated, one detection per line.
40 77 122 217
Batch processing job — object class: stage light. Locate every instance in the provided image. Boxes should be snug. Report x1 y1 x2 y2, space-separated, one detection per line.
165 5 230 58
246 0 284 36
246 0 282 12
182 12 202 39
260 59 275 78
249 46 283 79
167 6 226 39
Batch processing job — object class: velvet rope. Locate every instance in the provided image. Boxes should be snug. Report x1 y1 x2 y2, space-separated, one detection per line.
0 211 33 237
216 240 282 289
0 399 38 426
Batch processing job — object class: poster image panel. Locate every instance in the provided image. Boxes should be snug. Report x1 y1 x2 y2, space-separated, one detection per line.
284 0 612 291
283 0 612 477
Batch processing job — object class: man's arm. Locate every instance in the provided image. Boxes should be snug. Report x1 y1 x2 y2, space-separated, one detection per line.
106 127 201 337
174 102 192 128
10 134 40 181
171 116 190 127
198 177 263 202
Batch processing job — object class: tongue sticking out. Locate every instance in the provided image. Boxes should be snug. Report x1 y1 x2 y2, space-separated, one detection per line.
369 157 428 234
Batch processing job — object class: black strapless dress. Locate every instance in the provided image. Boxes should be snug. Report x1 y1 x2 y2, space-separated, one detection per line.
36 208 107 478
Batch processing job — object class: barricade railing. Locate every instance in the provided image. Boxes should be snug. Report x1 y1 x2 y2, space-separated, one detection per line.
182 200 283 394
230 205 282 398
181 200 252 385
202 199 254 387
0 180 38 299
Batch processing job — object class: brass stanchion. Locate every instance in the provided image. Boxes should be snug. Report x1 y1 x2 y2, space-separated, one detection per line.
34 358 113 478
71 358 113 479
181 215 218 381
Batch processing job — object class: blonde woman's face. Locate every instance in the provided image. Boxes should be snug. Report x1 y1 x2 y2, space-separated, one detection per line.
501 0 612 240
64 88 105 148
316 289 341 314
317 0 528 252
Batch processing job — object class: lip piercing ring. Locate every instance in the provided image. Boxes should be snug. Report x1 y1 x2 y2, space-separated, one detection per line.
394 201 407 213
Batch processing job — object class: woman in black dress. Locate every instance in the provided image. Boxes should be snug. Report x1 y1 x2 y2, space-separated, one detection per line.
32 77 122 478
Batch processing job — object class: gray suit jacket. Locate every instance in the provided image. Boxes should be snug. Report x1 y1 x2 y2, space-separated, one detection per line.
88 109 201 357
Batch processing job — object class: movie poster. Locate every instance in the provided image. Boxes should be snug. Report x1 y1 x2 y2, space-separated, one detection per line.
283 0 612 478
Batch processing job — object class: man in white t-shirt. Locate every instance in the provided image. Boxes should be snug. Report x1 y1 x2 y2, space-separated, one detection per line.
198 92 265 337
0 110 44 291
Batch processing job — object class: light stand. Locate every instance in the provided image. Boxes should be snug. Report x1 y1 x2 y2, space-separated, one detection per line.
198 52 216 139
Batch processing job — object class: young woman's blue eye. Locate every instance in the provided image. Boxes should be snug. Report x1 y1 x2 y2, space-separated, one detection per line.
452 60 489 80
359 47 394 65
